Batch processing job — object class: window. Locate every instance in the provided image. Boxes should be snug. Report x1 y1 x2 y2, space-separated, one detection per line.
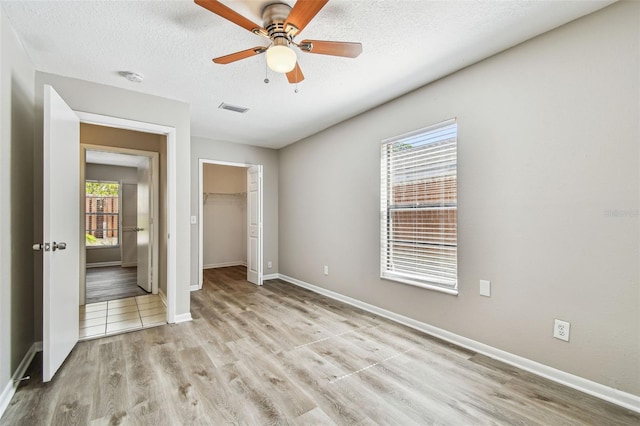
380 119 458 294
85 180 120 247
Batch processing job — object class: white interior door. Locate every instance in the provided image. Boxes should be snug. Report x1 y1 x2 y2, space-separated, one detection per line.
42 85 80 382
137 158 152 292
247 165 262 285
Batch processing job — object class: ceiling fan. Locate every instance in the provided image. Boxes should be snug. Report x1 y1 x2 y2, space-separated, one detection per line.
194 0 363 84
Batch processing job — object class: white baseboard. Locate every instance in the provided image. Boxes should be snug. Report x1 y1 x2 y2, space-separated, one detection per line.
86 261 121 269
189 285 199 292
262 273 278 281
158 289 167 307
0 342 40 418
278 274 640 413
203 261 247 269
174 313 193 323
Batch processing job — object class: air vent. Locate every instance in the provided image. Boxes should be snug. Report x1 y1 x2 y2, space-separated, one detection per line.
218 102 249 114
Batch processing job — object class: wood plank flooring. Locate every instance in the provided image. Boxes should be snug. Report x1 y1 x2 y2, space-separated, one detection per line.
2 266 638 425
86 266 148 304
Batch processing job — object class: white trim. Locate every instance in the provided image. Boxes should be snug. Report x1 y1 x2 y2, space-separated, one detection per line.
0 342 39 417
203 261 247 269
262 273 278 281
85 261 121 269
190 285 199 292
75 112 177 324
174 313 193 323
278 274 640 413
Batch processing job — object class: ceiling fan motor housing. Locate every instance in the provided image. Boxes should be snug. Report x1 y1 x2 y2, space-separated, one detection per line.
262 2 295 44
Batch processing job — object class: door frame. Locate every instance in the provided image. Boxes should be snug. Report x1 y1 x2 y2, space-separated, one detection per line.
76 112 177 323
198 158 263 289
80 145 160 299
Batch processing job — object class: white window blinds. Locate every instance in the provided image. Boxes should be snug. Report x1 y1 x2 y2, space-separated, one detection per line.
380 119 458 293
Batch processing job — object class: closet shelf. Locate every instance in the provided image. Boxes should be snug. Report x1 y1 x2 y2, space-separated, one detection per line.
203 192 247 203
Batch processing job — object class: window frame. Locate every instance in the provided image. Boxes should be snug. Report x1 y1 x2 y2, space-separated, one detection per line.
85 179 122 249
380 118 458 295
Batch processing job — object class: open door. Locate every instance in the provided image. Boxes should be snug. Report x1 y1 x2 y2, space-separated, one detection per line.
40 85 80 382
247 165 263 285
136 157 152 292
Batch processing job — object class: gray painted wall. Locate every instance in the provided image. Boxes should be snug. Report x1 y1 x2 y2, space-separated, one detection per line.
278 2 639 395
85 163 137 265
0 6 35 401
33 72 191 338
191 137 279 284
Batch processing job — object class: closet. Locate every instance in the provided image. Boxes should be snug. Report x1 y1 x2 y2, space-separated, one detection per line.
202 164 247 269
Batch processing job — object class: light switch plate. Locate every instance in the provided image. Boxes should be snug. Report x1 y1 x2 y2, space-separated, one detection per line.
480 280 491 297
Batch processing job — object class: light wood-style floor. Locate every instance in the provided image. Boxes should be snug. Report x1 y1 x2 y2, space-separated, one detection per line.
85 266 148 304
2 266 638 425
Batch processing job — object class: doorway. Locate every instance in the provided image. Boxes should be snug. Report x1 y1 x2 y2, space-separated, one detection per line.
82 147 159 304
78 129 164 339
41 87 179 381
198 159 263 289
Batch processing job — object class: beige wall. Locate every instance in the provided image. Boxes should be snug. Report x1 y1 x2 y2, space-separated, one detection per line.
202 164 247 268
191 137 278 284
33 73 191 336
0 6 36 400
278 1 639 396
203 163 246 194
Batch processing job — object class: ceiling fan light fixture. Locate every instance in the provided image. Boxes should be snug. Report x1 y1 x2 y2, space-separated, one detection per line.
266 44 297 73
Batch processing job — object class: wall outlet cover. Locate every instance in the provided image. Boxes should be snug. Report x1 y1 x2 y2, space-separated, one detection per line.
479 280 491 297
553 319 570 342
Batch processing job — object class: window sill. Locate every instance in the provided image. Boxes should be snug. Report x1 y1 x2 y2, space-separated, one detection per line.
86 245 120 250
381 274 458 296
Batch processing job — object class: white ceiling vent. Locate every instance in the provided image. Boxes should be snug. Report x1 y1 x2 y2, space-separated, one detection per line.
218 102 249 114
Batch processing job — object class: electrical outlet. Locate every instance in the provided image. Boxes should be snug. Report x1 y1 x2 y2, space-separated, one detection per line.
267 261 272 269
323 265 329 276
553 319 570 342
190 215 197 224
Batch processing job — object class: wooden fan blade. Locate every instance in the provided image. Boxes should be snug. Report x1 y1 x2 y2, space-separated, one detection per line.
195 0 266 34
300 40 363 58
284 0 329 36
286 62 305 84
213 47 267 64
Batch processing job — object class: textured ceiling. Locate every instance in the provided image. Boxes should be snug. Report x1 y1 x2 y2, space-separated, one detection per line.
2 0 614 149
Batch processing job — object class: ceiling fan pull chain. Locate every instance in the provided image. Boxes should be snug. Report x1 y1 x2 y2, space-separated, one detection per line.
294 64 299 93
264 59 270 84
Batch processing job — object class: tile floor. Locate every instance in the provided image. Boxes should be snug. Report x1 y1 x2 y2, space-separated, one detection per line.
79 294 166 340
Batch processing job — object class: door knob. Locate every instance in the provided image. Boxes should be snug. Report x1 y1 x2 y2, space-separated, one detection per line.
52 242 67 251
